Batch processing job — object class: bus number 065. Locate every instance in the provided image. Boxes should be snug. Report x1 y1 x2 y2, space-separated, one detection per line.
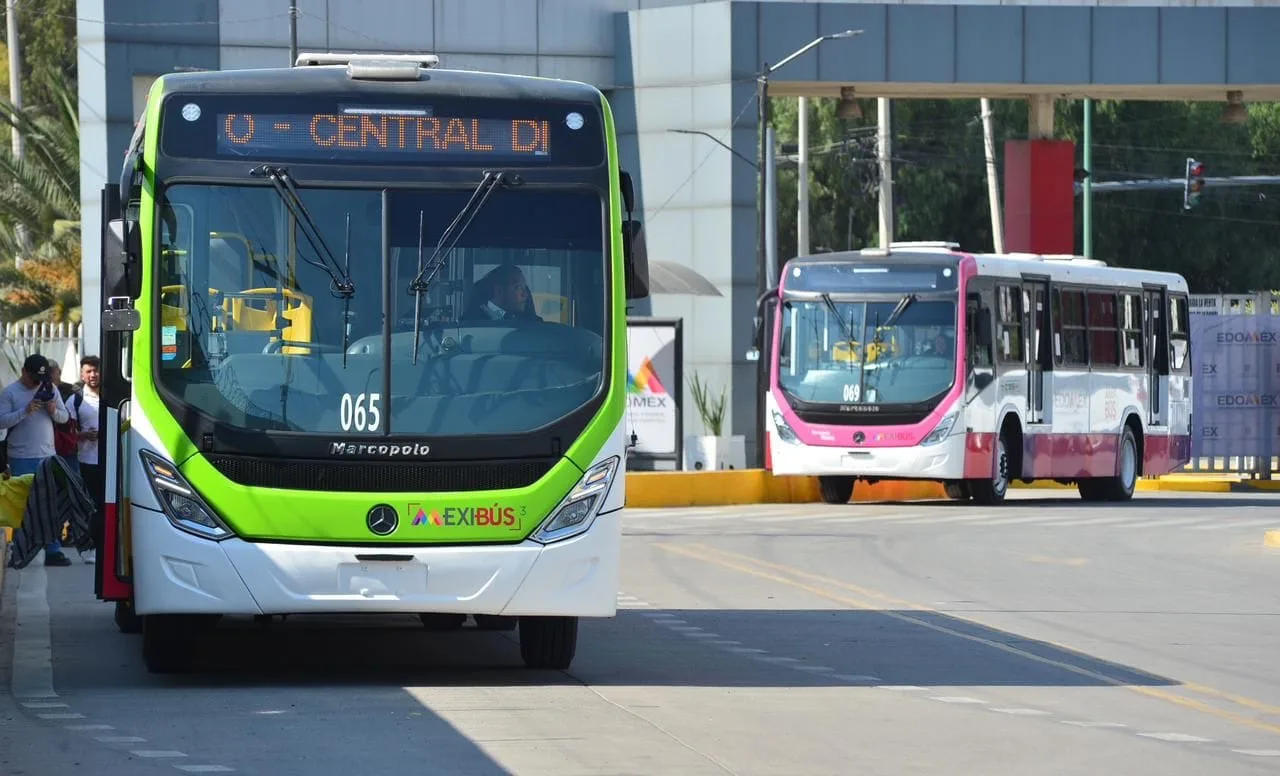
340 392 382 432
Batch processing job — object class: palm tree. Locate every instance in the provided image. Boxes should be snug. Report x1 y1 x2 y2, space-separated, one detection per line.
0 75 80 323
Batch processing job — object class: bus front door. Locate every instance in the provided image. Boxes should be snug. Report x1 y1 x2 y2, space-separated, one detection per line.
1023 279 1051 425
1144 287 1167 427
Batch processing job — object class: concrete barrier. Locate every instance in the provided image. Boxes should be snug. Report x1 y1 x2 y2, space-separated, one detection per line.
622 470 1279 507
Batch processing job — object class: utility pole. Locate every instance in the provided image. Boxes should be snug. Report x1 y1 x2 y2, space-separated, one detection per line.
7 0 26 269
980 98 1003 253
1082 98 1093 258
877 97 893 248
797 96 810 257
289 0 298 66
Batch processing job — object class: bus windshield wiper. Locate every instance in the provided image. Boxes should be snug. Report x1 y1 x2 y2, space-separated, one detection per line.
821 292 857 372
883 293 916 328
250 165 355 299
408 170 510 364
251 165 357 365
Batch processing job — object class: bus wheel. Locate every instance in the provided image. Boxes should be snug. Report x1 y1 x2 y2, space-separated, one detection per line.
818 476 855 504
969 434 1010 505
943 481 970 501
419 613 467 631
1100 426 1139 501
519 616 578 670
474 614 518 631
114 599 142 634
141 615 203 674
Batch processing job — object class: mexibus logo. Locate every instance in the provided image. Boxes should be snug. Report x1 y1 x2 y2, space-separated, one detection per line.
1216 331 1279 344
629 395 668 408
330 442 432 457
1215 394 1280 407
411 504 521 527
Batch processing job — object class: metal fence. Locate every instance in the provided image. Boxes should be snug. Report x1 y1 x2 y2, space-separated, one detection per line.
0 322 86 387
1185 292 1280 477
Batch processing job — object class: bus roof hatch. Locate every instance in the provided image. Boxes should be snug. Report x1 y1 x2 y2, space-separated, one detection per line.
294 51 441 81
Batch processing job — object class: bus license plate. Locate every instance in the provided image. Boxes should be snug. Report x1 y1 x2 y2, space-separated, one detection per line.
339 562 428 596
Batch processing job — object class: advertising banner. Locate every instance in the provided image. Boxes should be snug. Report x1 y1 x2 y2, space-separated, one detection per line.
1190 312 1280 459
624 318 682 459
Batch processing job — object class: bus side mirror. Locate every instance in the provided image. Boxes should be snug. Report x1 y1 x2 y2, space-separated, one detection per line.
972 372 994 392
623 219 649 300
103 218 142 302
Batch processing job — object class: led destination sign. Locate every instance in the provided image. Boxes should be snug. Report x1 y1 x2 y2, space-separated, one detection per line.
217 111 553 161
160 93 605 167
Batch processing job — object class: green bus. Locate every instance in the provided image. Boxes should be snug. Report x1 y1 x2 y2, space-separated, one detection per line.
95 52 649 673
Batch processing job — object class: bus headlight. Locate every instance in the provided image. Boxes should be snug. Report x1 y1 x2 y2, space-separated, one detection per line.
531 456 619 545
139 450 234 541
920 411 959 446
771 410 799 444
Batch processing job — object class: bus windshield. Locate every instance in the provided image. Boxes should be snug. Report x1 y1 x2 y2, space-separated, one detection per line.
153 182 607 437
777 295 958 406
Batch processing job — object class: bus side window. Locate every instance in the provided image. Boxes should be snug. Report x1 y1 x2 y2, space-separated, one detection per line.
966 293 993 368
1169 294 1190 372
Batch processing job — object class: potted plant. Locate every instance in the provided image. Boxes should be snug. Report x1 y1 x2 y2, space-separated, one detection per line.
683 371 746 471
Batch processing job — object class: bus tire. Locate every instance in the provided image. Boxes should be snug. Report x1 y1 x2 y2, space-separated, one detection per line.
818 476 855 504
141 615 201 674
969 433 1011 505
115 599 143 634
1102 425 1140 501
419 613 467 631
519 616 578 670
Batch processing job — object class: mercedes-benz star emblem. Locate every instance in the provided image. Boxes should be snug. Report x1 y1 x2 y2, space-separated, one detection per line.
853 431 865 444
366 504 399 536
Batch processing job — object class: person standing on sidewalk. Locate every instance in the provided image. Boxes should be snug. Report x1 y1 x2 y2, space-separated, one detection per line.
68 355 103 563
0 354 72 566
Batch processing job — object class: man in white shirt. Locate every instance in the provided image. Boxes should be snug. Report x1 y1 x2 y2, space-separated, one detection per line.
0 354 71 566
69 355 103 563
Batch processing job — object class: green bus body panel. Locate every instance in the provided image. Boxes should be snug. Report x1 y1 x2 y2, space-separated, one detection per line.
129 73 626 544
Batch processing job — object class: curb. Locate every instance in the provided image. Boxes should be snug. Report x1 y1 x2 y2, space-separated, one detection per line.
622 470 1278 507
1265 531 1280 549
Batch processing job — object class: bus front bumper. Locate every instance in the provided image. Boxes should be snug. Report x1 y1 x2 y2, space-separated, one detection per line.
129 505 622 618
769 429 969 480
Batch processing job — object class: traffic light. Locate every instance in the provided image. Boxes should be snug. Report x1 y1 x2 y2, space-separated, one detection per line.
1184 157 1205 210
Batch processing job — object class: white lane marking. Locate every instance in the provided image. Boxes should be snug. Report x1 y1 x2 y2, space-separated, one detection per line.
21 701 67 709
880 685 928 691
792 665 836 673
756 656 800 663
1061 721 1127 729
725 647 767 654
990 708 1050 716
667 626 703 632
684 632 721 639
834 674 881 683
12 564 56 699
1033 516 1148 528
131 750 189 758
37 712 85 720
176 767 236 773
66 724 115 731
1114 517 1207 529
1189 518 1280 531
96 736 149 744
1233 750 1280 757
1138 733 1213 743
707 640 742 646
931 696 987 704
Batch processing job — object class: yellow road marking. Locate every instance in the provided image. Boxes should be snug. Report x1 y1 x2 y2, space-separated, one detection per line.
655 542 1280 737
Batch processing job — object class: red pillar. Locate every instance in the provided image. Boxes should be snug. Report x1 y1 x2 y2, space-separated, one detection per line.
1003 139 1076 255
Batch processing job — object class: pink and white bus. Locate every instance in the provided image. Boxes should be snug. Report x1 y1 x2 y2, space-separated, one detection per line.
748 242 1192 505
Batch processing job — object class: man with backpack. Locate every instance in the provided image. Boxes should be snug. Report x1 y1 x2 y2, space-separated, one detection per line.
66 356 103 563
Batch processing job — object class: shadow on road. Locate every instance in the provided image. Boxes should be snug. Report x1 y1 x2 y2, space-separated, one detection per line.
68 606 1177 692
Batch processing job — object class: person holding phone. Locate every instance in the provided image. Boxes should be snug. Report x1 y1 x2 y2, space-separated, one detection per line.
0 354 71 566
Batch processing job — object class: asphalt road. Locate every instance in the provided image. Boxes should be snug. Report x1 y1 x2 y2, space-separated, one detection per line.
3 490 1279 775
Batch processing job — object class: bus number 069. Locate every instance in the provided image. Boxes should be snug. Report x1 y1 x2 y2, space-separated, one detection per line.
340 392 382 432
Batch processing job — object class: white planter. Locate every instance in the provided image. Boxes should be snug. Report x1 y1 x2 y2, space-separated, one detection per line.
684 435 747 471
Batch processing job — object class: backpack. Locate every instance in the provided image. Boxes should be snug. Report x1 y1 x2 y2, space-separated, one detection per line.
53 391 83 457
